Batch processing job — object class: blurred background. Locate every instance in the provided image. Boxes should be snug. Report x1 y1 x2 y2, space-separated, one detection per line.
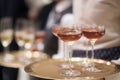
0 0 120 80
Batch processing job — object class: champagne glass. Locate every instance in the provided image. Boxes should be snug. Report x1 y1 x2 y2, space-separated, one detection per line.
15 19 35 63
82 24 105 72
35 29 46 51
76 24 90 67
0 18 14 62
15 19 27 62
57 25 82 77
15 19 27 50
23 20 35 62
52 24 71 69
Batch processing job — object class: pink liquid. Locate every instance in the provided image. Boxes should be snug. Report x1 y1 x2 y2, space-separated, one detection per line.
58 30 82 42
82 28 105 41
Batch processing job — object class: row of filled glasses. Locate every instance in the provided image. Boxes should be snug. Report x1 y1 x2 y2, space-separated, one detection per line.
52 24 105 77
0 18 46 63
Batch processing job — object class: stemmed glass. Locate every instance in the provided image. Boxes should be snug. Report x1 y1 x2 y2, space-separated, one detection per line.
15 19 26 62
81 24 105 72
57 25 82 77
15 19 35 63
23 20 35 62
52 24 71 69
0 18 14 62
15 19 25 51
34 28 46 52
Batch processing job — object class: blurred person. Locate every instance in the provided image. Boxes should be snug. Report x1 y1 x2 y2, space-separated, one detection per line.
38 0 72 57
25 0 51 11
72 0 120 61
0 0 28 80
25 0 51 23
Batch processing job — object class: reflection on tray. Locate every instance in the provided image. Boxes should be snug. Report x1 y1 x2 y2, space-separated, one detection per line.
0 51 49 68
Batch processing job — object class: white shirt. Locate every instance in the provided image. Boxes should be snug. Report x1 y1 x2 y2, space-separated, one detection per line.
73 0 120 50
25 0 51 10
46 0 72 29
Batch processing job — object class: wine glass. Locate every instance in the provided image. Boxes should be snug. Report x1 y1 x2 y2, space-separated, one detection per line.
15 19 27 49
81 24 105 72
76 24 91 67
15 19 27 62
15 19 35 63
23 20 35 62
34 29 46 51
0 18 14 62
52 24 71 69
57 25 82 77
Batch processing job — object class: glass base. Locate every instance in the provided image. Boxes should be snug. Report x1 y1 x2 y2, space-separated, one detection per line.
17 51 32 64
18 57 30 64
58 63 74 69
3 53 15 62
82 67 101 72
61 70 80 77
77 61 91 67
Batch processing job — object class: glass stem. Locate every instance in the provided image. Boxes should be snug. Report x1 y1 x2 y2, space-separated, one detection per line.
19 47 22 51
67 43 73 72
20 46 25 57
90 40 96 67
84 46 89 67
64 42 67 61
86 47 88 59
86 40 89 59
4 46 9 54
